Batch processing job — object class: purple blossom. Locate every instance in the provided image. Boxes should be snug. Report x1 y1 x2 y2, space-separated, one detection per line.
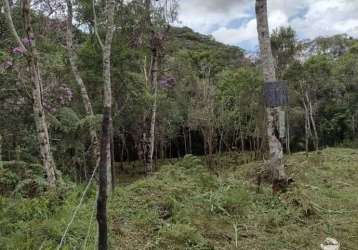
12 46 26 54
159 76 176 89
21 37 32 45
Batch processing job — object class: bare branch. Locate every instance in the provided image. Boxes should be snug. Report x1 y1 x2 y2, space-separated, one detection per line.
92 0 104 49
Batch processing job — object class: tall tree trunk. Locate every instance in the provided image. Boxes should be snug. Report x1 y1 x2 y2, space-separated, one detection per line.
145 0 159 173
302 97 310 155
183 126 187 155
4 0 57 186
110 120 115 190
66 0 99 169
96 0 115 249
286 108 291 154
148 50 158 173
305 92 318 151
0 135 3 169
188 127 192 154
255 0 287 192
352 112 356 138
240 128 245 152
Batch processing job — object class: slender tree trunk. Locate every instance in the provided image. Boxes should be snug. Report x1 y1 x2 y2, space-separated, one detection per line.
148 50 158 173
183 126 187 155
145 0 160 173
0 135 3 169
97 107 110 250
188 127 192 154
96 0 115 249
110 121 115 190
66 0 99 172
119 132 125 172
302 97 310 155
306 92 318 150
255 0 287 192
286 107 291 154
352 112 356 138
218 129 224 154
6 0 58 186
352 114 355 138
240 128 245 152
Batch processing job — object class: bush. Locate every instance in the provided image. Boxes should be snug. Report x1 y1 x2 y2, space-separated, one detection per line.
0 161 46 197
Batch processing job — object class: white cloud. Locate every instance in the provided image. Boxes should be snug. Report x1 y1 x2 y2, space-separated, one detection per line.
176 0 358 50
211 10 288 48
176 0 251 34
291 0 358 39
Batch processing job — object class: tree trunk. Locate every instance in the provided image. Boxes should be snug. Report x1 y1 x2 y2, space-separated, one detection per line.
302 97 310 155
97 107 110 250
11 0 57 186
240 128 245 152
306 92 319 151
183 126 187 155
145 0 159 173
286 108 291 154
66 0 100 171
96 0 115 249
66 0 99 164
188 127 192 154
0 135 3 169
110 120 115 190
255 0 287 192
352 113 356 138
148 50 158 173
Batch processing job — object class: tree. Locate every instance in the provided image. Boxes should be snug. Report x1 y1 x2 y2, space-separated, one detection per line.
3 0 57 186
255 0 288 192
65 0 100 171
95 0 116 249
271 26 301 78
144 0 177 173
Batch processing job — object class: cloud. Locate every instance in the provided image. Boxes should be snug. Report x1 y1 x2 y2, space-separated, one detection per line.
212 10 288 50
176 0 251 33
176 0 358 50
291 0 358 39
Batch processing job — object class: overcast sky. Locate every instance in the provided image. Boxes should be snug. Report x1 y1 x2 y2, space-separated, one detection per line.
176 0 358 51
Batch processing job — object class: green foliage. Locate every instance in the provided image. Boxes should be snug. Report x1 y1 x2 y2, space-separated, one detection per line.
76 114 103 133
53 107 80 134
1 148 358 249
0 161 45 197
176 154 204 169
158 223 211 249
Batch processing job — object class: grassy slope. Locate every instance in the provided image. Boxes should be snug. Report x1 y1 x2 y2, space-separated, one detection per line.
1 148 358 249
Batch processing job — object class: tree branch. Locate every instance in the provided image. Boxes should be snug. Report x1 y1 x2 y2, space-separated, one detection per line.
2 0 28 54
92 0 104 50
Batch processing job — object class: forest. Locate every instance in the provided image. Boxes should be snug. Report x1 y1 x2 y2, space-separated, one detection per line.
0 0 357 249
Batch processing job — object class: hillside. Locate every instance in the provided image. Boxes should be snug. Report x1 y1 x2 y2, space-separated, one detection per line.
167 26 250 71
1 148 357 249
300 34 358 61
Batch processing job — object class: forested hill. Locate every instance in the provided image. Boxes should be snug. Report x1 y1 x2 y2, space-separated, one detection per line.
168 26 249 69
300 34 358 61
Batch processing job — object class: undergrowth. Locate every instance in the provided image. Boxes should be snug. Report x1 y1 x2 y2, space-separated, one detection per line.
0 148 357 249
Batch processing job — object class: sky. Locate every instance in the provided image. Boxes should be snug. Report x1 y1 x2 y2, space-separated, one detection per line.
176 0 358 51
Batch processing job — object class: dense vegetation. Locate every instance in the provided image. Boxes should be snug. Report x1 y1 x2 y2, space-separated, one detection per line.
1 0 358 249
1 7 358 177
1 148 358 249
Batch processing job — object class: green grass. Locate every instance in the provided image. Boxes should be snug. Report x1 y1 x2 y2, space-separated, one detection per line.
1 148 358 249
